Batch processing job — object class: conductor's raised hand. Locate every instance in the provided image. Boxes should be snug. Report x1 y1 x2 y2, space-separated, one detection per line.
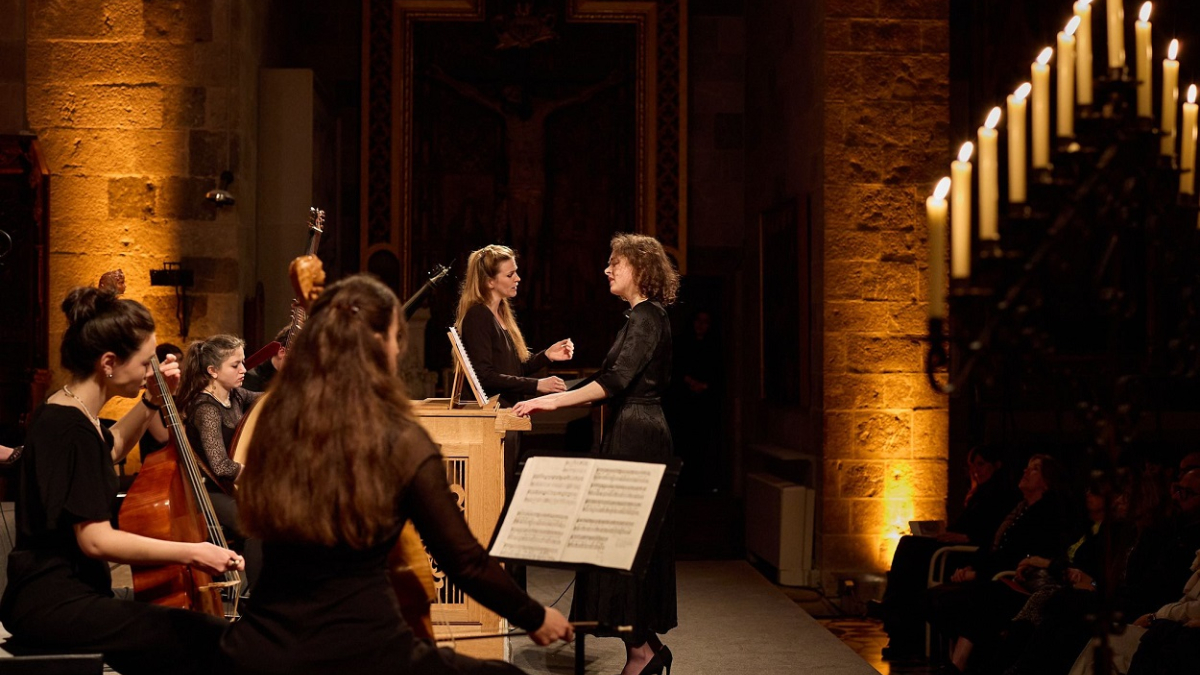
529 607 573 646
546 338 574 362
512 394 559 417
147 353 181 403
537 376 566 394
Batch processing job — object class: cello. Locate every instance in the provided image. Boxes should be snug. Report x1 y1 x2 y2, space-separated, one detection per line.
118 357 243 618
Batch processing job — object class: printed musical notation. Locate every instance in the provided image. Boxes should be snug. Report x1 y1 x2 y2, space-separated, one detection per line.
490 457 666 571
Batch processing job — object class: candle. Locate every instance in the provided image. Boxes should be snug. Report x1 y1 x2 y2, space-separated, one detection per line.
927 177 951 319
1162 40 1180 156
1136 2 1153 117
951 142 974 280
1008 83 1032 204
1033 48 1053 168
1106 0 1125 70
979 108 1002 240
1076 1 1094 105
1059 17 1080 137
1182 85 1198 194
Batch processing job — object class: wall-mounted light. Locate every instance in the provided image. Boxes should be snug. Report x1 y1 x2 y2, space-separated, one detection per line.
205 170 236 207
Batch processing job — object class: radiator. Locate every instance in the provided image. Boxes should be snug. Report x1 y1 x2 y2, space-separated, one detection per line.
745 472 815 586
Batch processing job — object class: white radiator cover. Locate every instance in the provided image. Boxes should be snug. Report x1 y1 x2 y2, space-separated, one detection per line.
745 472 815 586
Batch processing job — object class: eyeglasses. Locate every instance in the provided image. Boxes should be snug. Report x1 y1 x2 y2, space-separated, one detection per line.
1172 485 1200 500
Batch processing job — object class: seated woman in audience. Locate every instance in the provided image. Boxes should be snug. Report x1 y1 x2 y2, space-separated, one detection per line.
1000 472 1139 675
925 454 1073 675
879 445 1019 660
1068 468 1200 675
0 286 241 675
218 274 573 675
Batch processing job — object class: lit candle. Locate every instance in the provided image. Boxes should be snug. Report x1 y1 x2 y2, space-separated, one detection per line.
979 107 1002 240
1106 0 1125 69
1135 2 1153 117
927 177 951 319
951 142 974 280
1033 47 1053 168
1059 17 1080 137
1162 39 1180 156
1008 83 1032 204
1181 85 1198 194
1076 1 1094 105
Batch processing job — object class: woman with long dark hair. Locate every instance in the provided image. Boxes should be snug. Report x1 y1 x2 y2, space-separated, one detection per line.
219 274 573 675
514 233 680 675
0 287 242 674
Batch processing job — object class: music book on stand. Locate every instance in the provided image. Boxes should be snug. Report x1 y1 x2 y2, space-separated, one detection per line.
488 454 680 576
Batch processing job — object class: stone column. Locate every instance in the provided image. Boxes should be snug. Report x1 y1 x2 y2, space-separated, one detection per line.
821 0 952 579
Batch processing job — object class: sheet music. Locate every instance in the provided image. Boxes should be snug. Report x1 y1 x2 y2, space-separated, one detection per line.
448 326 490 406
490 456 666 571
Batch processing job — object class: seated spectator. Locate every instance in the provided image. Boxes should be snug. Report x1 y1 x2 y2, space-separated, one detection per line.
925 454 1073 675
1066 468 1200 675
878 445 1019 660
1001 472 1140 675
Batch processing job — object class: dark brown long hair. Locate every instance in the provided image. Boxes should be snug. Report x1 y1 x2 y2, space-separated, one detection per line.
60 287 156 379
239 274 414 548
610 233 680 305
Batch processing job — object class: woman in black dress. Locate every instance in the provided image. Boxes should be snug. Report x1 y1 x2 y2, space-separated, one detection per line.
456 244 574 407
176 334 264 590
0 286 243 675
514 233 680 675
219 274 573 675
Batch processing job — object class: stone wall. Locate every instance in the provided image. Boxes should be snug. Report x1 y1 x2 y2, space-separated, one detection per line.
25 0 265 460
821 0 951 576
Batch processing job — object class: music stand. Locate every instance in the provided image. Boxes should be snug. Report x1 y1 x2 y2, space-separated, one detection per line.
489 452 681 675
446 327 499 411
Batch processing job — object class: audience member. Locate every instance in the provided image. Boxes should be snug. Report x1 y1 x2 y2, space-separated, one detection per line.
878 445 1019 660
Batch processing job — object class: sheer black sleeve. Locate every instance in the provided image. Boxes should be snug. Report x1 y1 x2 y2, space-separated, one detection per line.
403 455 545 631
594 304 663 397
189 402 241 479
461 304 541 397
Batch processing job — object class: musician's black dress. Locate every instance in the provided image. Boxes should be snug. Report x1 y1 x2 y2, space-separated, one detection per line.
571 300 678 642
218 422 545 675
0 404 227 675
459 303 552 407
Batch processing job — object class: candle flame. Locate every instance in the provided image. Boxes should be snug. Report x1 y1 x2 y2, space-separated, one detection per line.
1139 2 1152 22
1076 0 1091 6
957 142 975 162
1190 84 1198 104
1169 39 1179 61
985 107 1002 130
1065 16 1081 37
1015 82 1032 101
934 177 951 201
1037 47 1054 66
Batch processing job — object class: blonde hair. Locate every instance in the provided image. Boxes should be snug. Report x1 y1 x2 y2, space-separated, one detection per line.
455 244 531 361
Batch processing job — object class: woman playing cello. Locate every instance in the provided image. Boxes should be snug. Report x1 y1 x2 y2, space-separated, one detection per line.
0 286 242 675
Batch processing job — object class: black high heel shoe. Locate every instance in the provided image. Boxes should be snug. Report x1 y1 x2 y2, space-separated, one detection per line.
652 645 672 675
634 649 667 675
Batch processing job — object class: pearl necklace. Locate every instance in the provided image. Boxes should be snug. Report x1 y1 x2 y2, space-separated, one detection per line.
62 385 103 433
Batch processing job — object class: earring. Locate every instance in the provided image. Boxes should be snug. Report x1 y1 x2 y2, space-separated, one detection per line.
106 372 112 379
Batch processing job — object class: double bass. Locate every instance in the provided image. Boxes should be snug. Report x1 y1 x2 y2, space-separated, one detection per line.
118 357 243 618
